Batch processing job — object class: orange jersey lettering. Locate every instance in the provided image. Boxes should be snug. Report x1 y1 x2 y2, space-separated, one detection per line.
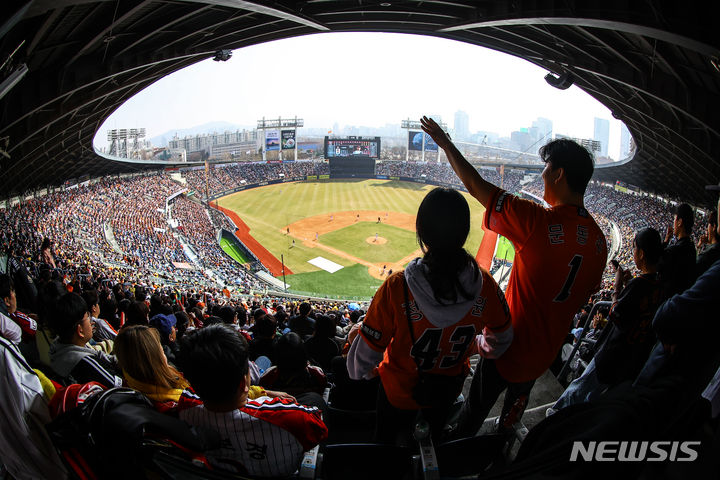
485 190 607 383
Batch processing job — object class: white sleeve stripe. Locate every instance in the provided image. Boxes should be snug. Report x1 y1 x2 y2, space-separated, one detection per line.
82 356 121 386
347 335 384 380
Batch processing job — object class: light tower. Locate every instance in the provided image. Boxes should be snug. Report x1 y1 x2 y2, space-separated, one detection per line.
257 117 304 162
107 128 146 158
401 118 447 162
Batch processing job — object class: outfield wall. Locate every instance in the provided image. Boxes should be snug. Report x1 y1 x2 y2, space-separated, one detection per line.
207 173 473 202
210 203 293 277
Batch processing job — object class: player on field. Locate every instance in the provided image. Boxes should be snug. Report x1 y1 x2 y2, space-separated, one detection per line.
348 188 513 443
421 116 607 437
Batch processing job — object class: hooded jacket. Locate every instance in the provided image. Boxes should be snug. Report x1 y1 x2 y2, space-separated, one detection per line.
348 258 513 409
49 341 122 388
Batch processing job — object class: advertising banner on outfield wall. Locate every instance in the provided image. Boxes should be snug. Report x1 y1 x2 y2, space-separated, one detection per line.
265 130 280 151
281 130 296 150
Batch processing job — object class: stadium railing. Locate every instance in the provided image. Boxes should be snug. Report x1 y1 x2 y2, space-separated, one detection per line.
556 301 612 384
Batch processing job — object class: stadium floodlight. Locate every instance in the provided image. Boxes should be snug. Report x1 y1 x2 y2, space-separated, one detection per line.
0 63 28 101
213 49 232 62
544 71 574 90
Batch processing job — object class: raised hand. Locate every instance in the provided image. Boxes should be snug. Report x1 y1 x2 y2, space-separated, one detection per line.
664 225 673 243
420 116 452 150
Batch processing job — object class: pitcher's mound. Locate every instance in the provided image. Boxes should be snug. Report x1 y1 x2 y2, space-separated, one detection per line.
366 236 388 245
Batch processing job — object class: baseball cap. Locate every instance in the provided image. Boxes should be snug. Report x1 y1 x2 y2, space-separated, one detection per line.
149 313 176 340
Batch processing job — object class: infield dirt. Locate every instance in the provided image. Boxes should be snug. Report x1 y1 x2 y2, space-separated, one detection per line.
284 210 420 279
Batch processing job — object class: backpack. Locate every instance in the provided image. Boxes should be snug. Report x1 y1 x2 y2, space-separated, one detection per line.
47 386 220 479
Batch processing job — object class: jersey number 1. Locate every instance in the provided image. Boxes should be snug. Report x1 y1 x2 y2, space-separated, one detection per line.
554 254 583 302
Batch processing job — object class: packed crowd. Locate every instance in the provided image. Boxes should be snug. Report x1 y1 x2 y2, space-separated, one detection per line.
376 161 525 194
170 196 265 291
0 173 266 294
0 258 371 477
2 142 719 478
181 161 329 198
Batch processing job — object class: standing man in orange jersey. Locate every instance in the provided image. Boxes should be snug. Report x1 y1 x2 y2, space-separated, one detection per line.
421 116 607 436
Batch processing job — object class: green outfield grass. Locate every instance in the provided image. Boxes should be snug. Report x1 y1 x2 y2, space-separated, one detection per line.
218 179 486 297
220 236 250 264
283 264 383 299
319 221 417 264
495 235 516 262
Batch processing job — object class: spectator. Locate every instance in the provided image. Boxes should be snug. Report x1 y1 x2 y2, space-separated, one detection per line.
39 237 56 269
82 289 116 343
0 274 37 344
248 314 277 364
636 184 720 409
348 187 512 443
259 332 327 397
177 324 327 478
304 314 341 374
289 302 315 338
696 209 720 277
125 300 150 327
422 117 607 436
659 203 697 297
174 311 191 341
114 325 201 413
48 293 122 387
98 293 120 333
218 305 238 329
149 313 179 366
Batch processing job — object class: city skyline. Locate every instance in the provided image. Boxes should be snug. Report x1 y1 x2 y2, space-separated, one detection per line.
97 32 625 159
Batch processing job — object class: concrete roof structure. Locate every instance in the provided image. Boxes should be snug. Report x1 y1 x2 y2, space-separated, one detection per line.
1 1 718 204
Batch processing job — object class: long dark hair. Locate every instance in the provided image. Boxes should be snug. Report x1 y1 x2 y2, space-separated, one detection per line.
416 188 478 304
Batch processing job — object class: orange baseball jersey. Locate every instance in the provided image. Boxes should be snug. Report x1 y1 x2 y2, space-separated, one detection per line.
485 189 607 383
359 269 511 409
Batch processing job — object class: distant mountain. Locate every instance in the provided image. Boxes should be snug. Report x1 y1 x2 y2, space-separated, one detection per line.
150 121 254 147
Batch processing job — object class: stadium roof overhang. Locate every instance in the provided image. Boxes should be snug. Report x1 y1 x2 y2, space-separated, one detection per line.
1 1 718 205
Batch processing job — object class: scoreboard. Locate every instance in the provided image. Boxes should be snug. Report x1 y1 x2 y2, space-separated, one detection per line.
324 136 379 177
324 136 380 159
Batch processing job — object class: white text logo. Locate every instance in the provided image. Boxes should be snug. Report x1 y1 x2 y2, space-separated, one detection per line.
569 441 700 462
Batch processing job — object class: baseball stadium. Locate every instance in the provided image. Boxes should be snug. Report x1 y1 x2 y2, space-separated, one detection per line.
1 2 719 479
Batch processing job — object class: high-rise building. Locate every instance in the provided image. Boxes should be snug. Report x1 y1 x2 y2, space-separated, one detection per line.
454 110 469 141
594 117 610 157
511 129 533 152
620 123 632 159
532 117 553 145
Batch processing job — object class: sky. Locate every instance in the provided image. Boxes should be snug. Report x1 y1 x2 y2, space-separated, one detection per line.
97 32 625 159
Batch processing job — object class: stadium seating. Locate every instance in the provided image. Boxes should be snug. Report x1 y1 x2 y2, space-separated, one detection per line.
2 159 718 479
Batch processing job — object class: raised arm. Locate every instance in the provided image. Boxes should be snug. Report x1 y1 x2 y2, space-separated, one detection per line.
420 116 499 208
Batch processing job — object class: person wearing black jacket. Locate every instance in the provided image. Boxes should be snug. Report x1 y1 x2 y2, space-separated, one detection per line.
695 209 720 277
48 293 122 387
659 203 696 298
288 302 315 339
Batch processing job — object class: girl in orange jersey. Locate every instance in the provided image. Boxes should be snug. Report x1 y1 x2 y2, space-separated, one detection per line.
348 188 513 443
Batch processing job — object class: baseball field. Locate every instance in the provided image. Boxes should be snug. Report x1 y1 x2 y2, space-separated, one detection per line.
217 179 488 298
495 235 516 263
